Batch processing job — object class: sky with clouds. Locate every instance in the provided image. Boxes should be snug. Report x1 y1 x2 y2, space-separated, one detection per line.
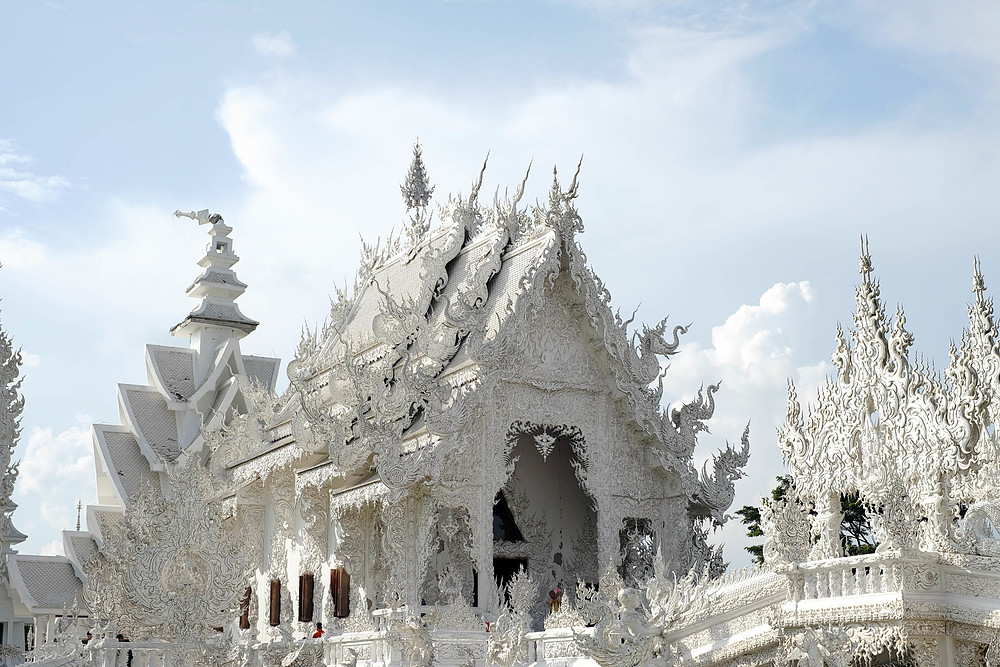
2 0 1000 566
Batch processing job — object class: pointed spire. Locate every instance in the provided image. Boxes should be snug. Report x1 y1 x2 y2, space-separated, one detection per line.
470 151 490 205
565 154 583 200
859 234 873 284
170 210 258 345
76 499 82 531
974 256 987 302
400 140 435 212
548 165 562 213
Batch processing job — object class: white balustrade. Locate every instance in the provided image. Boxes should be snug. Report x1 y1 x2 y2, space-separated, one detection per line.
796 556 904 602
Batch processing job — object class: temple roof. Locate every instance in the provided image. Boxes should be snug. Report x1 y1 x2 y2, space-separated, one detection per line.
264 161 741 510
146 345 196 402
93 424 156 504
8 555 83 613
63 530 98 577
85 211 280 526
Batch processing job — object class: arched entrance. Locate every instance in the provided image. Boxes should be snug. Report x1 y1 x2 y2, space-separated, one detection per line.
494 421 597 625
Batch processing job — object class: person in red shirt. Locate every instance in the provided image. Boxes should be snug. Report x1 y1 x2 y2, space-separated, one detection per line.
312 622 325 639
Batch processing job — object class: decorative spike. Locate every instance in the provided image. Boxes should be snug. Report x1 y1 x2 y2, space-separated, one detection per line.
470 151 490 204
512 159 532 208
859 234 873 283
548 165 562 212
565 154 584 200
974 255 987 302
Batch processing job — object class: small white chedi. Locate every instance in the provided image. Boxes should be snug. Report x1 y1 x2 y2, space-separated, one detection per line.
12 147 1000 667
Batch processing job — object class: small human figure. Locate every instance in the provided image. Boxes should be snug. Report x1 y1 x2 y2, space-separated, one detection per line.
116 634 133 667
81 631 92 645
312 622 325 639
548 587 563 613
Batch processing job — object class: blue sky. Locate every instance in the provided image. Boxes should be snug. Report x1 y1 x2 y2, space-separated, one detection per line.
2 0 1000 565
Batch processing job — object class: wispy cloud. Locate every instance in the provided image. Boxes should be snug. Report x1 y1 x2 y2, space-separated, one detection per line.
250 30 296 57
0 230 48 271
39 540 63 556
0 139 70 205
15 418 96 543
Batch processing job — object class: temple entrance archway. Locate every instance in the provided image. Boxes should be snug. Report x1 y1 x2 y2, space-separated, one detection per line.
494 421 597 625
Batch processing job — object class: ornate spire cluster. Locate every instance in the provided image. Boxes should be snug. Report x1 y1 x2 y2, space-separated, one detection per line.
170 210 258 343
400 140 435 213
778 242 1000 558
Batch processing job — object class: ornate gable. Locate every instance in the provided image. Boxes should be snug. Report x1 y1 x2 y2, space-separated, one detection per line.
504 271 610 392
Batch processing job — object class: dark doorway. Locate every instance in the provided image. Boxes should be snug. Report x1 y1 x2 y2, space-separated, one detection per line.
493 492 525 542
493 557 528 605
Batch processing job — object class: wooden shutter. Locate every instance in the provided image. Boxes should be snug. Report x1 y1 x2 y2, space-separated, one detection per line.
269 580 281 626
239 586 252 630
298 573 314 622
331 567 350 618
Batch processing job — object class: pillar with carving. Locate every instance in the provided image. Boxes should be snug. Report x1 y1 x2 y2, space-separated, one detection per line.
808 491 844 561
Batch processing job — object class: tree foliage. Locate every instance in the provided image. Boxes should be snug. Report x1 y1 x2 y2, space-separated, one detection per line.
735 476 876 564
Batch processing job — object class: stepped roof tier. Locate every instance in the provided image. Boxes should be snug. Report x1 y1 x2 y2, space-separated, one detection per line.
9 211 279 639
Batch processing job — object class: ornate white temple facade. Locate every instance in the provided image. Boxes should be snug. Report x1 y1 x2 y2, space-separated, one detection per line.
15 150 1000 666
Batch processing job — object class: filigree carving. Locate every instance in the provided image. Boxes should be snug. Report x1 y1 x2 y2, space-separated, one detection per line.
487 568 537 667
83 457 258 650
762 494 811 565
387 611 434 667
777 248 1000 558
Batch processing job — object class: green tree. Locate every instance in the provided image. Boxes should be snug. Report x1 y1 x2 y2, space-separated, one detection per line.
735 476 876 564
734 475 791 563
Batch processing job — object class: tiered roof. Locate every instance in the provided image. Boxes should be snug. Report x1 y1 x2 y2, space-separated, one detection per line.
10 210 279 617
227 155 745 535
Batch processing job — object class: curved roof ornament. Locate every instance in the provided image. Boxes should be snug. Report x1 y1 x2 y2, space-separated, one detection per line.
174 209 223 225
565 154 583 201
469 150 490 206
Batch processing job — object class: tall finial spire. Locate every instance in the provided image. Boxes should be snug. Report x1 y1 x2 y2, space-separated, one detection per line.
859 235 873 284
400 140 435 213
76 499 82 531
974 256 987 303
400 141 436 247
170 209 258 346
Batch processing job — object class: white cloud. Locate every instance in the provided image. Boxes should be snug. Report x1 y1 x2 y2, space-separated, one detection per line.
0 230 47 271
0 139 69 205
664 282 830 567
14 418 96 553
846 0 1000 69
39 540 63 556
250 31 296 57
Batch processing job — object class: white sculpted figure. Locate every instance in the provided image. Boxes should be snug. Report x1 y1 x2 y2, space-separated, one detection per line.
174 208 224 225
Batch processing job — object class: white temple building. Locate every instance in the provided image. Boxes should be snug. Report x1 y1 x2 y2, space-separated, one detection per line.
12 148 1000 666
